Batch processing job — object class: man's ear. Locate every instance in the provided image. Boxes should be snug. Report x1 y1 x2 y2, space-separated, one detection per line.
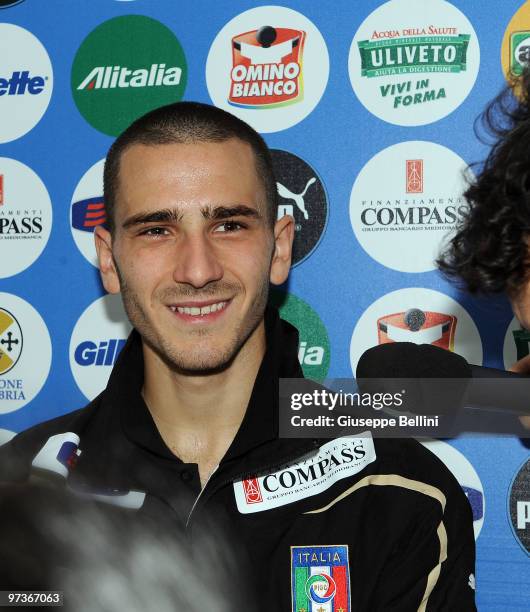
94 225 121 294
270 214 294 285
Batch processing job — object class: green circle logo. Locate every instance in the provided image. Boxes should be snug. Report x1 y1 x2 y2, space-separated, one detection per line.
270 290 330 380
71 16 188 136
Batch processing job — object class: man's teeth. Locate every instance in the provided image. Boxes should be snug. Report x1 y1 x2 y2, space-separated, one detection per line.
171 301 227 316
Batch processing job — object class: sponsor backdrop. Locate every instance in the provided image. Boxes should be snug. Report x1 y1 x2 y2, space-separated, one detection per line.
0 0 529 607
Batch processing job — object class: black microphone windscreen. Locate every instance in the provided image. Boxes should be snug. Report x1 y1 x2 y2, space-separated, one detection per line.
356 342 471 379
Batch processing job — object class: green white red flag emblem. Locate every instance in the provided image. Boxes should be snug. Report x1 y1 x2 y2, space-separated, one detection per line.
291 545 350 611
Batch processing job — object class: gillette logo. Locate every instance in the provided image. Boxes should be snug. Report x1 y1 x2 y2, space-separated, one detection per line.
0 71 47 96
74 339 126 366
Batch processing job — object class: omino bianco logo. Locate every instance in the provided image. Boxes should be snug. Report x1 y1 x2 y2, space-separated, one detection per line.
350 287 482 373
349 141 470 273
0 24 53 143
0 157 52 278
0 293 52 414
70 294 132 400
348 0 479 126
70 158 105 267
206 6 329 133
228 25 307 109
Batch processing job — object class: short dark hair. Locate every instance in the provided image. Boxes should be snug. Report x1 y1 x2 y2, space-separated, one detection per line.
103 102 278 233
437 70 530 297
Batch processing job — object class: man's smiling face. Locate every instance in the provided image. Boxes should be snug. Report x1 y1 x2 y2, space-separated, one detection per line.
95 138 291 373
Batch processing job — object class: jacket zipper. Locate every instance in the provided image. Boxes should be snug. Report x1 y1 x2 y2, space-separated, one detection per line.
185 464 219 528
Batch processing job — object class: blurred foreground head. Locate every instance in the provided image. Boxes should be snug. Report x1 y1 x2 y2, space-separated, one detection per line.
0 484 242 612
437 68 530 328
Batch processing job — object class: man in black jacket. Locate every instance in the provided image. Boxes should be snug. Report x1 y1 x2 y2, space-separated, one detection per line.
0 102 476 611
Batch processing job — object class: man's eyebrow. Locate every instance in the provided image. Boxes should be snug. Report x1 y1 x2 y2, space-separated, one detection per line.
201 205 263 220
122 208 183 229
121 204 262 229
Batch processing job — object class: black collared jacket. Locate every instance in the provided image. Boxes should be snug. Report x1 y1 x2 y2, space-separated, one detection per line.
0 309 476 611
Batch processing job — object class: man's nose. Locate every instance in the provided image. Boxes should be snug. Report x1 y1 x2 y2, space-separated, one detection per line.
172 233 224 289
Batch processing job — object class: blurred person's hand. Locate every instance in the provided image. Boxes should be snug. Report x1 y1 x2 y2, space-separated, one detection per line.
509 354 530 375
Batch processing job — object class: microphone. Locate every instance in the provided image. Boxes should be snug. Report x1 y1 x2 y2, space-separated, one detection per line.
356 342 530 418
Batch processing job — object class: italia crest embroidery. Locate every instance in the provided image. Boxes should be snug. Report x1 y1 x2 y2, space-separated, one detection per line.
291 545 350 612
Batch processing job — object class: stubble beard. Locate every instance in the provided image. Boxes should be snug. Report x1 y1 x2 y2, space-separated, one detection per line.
115 266 270 374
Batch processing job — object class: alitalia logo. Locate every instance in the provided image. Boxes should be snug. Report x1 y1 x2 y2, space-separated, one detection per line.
77 64 182 90
358 35 470 78
270 290 330 380
71 15 188 136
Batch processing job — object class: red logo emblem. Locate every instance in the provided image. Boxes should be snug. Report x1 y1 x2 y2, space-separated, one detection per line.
377 308 457 351
242 478 263 504
230 26 306 108
406 159 423 193
0 174 4 206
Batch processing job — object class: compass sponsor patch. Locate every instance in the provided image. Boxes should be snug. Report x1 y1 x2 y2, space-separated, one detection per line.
233 435 376 513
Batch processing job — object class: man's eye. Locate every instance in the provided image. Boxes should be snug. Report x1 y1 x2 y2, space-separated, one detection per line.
141 227 169 236
215 221 244 233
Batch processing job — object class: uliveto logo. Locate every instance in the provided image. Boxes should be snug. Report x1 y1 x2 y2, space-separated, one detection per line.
0 24 53 143
71 16 187 136
348 0 479 126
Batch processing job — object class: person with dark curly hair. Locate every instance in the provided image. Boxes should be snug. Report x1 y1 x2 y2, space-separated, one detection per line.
438 69 530 378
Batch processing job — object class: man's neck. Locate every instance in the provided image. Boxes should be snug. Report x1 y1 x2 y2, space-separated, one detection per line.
141 322 266 486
